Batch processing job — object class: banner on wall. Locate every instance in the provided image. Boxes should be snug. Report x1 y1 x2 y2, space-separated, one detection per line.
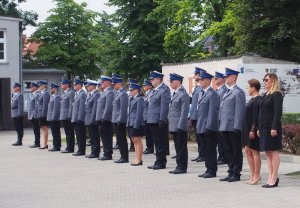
237 64 300 113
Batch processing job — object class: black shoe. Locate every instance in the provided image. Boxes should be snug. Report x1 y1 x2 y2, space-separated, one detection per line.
152 165 166 170
131 160 143 166
198 172 207 177
29 144 40 148
39 145 48 149
12 141 22 146
169 169 177 174
72 152 85 156
85 154 98 159
264 178 279 188
219 175 231 181
203 173 216 178
113 145 119 149
147 165 155 169
61 150 74 153
196 157 205 162
262 184 269 188
191 156 200 162
228 175 240 182
48 148 60 152
217 160 227 165
171 155 177 159
143 149 154 154
114 158 129 163
98 156 112 161
173 169 187 174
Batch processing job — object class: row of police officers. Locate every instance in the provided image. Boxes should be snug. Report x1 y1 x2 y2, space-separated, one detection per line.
11 67 246 181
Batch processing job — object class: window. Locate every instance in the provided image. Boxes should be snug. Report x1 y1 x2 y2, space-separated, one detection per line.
0 30 6 62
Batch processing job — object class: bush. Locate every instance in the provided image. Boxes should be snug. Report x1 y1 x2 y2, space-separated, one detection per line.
282 124 300 154
282 113 300 125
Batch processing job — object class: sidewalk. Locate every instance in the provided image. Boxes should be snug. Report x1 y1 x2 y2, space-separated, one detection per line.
0 129 299 208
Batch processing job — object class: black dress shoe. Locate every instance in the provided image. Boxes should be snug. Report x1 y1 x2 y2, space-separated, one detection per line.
152 165 166 170
198 172 207 177
61 150 74 153
228 175 240 182
219 175 231 181
114 158 129 163
12 141 22 146
173 169 187 174
191 156 200 162
72 152 85 156
171 155 177 159
196 157 205 162
169 169 176 174
98 156 112 161
147 165 155 169
203 173 216 178
131 160 143 166
113 145 119 149
217 160 227 165
29 144 40 148
143 149 154 154
85 154 98 158
39 145 48 149
48 148 60 152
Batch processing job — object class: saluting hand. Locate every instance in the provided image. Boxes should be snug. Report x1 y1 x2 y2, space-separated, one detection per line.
271 129 277 137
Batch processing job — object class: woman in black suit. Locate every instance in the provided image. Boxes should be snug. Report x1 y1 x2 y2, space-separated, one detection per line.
257 73 283 188
244 79 261 185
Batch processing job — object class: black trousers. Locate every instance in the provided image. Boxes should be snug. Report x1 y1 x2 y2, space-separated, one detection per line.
100 121 113 158
74 121 86 154
192 120 204 157
114 123 128 160
50 121 61 149
171 131 188 171
217 131 226 162
221 131 243 176
62 120 75 151
145 123 154 152
149 123 168 167
201 132 218 174
31 118 40 145
88 124 100 157
13 116 23 142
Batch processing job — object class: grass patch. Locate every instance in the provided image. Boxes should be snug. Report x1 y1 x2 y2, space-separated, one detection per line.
286 171 300 179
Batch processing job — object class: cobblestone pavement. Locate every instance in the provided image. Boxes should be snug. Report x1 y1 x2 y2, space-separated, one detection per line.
0 129 300 208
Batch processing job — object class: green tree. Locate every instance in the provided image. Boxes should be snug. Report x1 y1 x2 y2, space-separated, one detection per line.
0 0 38 26
32 0 99 78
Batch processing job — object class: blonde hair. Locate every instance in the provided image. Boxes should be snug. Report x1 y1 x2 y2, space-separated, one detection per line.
264 73 282 94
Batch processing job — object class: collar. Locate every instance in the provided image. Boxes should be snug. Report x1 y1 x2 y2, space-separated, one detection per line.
104 86 110 92
76 89 83 94
63 88 70 93
217 84 225 91
225 84 237 90
133 94 139 99
174 85 183 93
154 82 163 91
203 86 211 93
90 89 97 95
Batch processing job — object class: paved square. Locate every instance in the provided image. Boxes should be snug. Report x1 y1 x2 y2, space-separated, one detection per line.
0 129 299 208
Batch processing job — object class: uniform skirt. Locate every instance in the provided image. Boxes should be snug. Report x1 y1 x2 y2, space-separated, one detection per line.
39 117 48 126
128 126 145 137
259 127 282 152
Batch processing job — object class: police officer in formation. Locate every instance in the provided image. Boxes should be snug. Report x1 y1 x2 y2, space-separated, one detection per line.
11 82 24 146
168 73 190 174
189 67 205 162
147 71 171 170
47 83 61 151
112 75 129 163
142 79 154 154
37 80 50 149
71 79 87 156
28 82 41 148
196 71 220 178
219 68 246 182
60 79 75 153
84 80 100 158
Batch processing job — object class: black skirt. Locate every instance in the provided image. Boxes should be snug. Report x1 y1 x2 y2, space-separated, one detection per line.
128 126 145 137
39 117 48 126
259 127 282 152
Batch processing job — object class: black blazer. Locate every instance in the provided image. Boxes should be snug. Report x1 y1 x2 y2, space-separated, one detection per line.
258 91 283 130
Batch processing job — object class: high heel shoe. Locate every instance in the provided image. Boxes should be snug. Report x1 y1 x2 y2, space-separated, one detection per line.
249 177 261 185
130 160 143 166
39 145 48 149
265 178 279 188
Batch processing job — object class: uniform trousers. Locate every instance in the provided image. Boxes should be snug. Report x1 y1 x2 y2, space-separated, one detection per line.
50 120 61 149
13 116 23 142
100 120 113 158
217 131 226 162
200 131 218 174
74 121 86 154
191 120 204 158
62 120 75 151
171 130 188 171
31 118 40 145
221 131 243 176
88 124 100 157
145 123 154 152
114 123 128 160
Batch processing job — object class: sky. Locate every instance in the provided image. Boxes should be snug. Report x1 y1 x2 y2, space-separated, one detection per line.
19 0 116 36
